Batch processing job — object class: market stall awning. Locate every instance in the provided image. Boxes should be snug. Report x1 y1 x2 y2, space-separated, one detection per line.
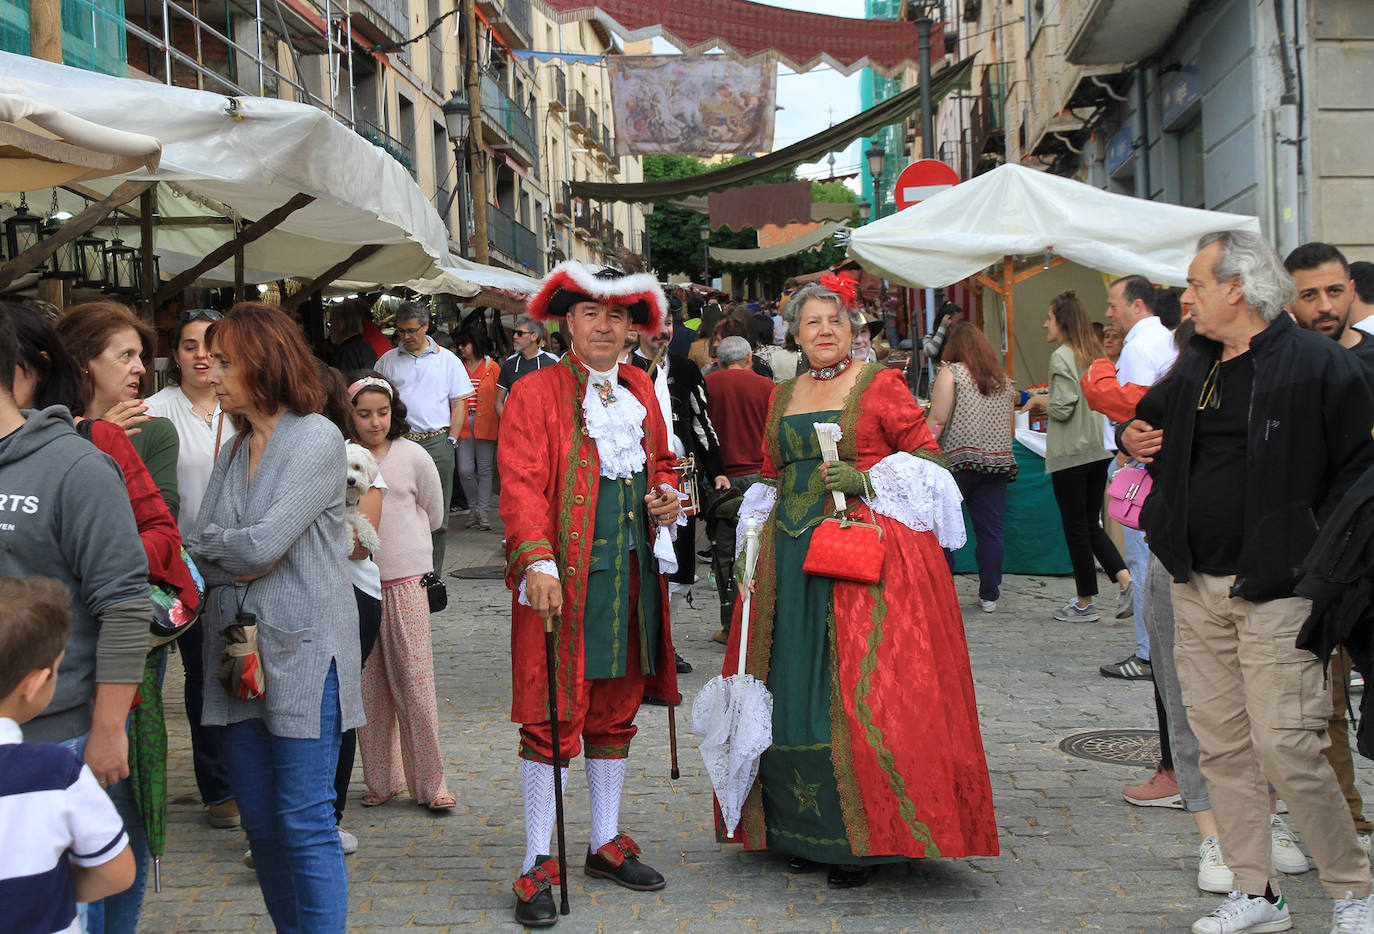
0 52 453 287
406 257 542 297
535 0 943 76
709 221 842 265
847 163 1262 288
571 56 975 203
0 93 160 189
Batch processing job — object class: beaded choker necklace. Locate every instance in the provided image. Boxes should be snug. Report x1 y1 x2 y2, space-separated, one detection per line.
808 354 854 381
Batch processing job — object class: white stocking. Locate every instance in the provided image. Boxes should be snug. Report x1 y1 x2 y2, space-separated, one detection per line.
520 759 567 874
585 757 628 852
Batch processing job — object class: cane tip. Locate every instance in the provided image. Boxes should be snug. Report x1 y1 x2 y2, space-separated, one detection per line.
670 768 680 780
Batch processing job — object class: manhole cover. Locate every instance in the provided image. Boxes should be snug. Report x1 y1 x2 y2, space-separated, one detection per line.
448 564 505 580
1059 729 1160 765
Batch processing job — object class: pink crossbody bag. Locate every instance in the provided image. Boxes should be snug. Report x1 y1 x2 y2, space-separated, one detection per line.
1107 464 1152 530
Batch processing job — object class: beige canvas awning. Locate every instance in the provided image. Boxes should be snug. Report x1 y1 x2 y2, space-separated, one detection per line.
709 221 842 265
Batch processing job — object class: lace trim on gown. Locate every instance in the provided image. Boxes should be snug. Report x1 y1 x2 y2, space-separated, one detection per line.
735 482 777 558
863 452 967 550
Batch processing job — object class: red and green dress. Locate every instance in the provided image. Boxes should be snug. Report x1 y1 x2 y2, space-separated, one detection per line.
720 363 998 862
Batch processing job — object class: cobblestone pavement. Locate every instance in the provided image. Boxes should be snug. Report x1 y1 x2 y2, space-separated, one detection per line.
140 515 1370 933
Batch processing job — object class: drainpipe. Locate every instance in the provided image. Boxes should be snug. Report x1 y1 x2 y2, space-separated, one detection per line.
1272 0 1301 255
1132 68 1151 200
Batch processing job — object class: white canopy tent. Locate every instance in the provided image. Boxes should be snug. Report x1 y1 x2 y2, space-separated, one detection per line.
847 164 1262 378
0 52 453 290
407 256 542 298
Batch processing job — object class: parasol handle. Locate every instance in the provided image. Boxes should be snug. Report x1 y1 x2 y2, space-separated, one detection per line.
737 520 760 679
815 428 846 514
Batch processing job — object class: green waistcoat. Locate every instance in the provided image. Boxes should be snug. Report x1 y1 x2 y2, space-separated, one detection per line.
582 471 661 679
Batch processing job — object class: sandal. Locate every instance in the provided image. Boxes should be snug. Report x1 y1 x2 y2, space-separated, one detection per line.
425 793 456 812
360 790 395 808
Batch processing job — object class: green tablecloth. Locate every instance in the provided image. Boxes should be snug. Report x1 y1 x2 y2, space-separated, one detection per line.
951 440 1072 576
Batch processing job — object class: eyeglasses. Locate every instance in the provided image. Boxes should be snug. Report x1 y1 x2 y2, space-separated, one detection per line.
396 326 426 337
1197 359 1222 411
179 308 224 323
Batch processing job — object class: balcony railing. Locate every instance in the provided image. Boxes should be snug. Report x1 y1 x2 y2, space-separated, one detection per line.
479 74 538 162
358 120 414 173
586 109 599 143
553 182 572 220
569 90 586 129
602 126 613 155
548 67 567 111
488 204 542 271
506 0 533 46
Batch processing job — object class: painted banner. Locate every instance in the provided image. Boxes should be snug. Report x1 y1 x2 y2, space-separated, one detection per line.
607 55 775 157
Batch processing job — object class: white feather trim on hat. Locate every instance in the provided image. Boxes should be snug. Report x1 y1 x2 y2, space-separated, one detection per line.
526 261 667 330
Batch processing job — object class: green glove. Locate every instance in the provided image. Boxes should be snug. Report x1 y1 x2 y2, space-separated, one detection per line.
823 461 871 497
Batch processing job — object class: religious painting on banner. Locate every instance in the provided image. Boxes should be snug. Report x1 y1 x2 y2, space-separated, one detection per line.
607 55 775 157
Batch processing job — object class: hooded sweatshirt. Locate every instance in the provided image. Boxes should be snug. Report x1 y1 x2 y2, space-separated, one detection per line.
0 407 152 743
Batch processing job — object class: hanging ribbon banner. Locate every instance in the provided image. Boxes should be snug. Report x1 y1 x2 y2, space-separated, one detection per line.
606 55 775 157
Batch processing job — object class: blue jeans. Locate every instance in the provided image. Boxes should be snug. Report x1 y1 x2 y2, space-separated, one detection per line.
1121 526 1151 661
949 469 1009 602
224 663 346 933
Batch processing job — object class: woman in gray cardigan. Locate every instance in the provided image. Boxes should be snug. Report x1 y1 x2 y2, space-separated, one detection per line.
187 303 362 932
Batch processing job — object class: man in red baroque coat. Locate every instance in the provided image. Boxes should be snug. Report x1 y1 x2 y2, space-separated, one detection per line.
498 262 682 927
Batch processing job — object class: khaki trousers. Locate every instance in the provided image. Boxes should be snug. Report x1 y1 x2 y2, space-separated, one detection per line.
1328 647 1372 834
1172 572 1370 898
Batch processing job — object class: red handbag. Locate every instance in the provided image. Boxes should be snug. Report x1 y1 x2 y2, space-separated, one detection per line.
803 503 886 584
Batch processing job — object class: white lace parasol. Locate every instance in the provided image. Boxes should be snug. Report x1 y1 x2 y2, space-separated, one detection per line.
691 518 773 837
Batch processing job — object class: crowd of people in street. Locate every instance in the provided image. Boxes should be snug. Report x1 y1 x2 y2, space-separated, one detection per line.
2 233 1374 934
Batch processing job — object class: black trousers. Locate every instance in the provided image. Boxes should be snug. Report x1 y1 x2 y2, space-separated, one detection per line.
334 586 383 823
1050 459 1126 599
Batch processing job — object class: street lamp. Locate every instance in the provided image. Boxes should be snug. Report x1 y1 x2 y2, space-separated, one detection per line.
866 141 886 218
441 91 472 259
911 1 943 159
640 201 654 273
857 199 871 223
699 219 711 284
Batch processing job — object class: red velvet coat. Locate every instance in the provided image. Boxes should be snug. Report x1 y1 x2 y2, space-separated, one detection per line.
498 355 681 724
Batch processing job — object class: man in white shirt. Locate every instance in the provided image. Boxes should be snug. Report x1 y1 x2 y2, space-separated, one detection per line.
1350 262 1374 336
375 303 474 575
1101 275 1177 681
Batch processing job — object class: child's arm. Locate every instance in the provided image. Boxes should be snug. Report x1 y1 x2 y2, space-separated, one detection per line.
71 844 135 903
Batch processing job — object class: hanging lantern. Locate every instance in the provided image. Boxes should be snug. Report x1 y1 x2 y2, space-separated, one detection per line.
4 193 43 264
76 232 108 290
103 212 139 296
42 190 83 280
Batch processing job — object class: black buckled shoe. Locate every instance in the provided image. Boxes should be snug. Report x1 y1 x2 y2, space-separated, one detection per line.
584 833 666 891
512 856 560 927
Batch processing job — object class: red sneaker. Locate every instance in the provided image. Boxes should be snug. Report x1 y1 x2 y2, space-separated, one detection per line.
1123 765 1183 808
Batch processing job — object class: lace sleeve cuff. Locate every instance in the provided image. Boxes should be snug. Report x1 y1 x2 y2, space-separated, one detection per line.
518 560 560 607
863 452 967 550
735 481 778 558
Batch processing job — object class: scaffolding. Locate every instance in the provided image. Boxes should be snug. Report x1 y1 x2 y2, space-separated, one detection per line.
123 0 356 127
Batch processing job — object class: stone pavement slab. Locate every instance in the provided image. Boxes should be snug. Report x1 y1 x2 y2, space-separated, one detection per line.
138 521 1371 933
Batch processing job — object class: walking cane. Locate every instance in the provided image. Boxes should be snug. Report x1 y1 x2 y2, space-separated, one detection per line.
667 705 680 780
544 613 571 916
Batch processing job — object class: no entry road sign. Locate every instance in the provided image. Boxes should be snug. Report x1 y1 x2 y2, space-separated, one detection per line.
895 159 960 211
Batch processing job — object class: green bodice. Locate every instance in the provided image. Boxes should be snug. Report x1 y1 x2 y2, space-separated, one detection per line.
775 411 842 538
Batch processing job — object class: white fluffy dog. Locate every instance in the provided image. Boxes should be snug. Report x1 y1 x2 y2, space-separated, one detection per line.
345 442 382 556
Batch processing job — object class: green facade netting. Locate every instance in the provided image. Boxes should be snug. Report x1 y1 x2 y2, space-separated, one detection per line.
1 0 127 76
859 0 903 217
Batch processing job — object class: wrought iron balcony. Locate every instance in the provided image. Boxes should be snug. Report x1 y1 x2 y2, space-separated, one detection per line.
487 203 542 271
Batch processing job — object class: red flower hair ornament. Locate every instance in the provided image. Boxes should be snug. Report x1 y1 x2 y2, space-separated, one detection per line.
819 272 860 310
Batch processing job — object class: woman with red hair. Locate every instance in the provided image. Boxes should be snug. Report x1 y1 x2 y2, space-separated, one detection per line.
186 302 362 930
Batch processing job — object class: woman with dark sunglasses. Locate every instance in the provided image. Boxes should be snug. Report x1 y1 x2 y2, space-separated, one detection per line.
145 308 242 833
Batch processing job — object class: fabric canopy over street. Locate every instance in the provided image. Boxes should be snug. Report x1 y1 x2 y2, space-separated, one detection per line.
571 56 975 203
406 256 542 297
534 0 943 76
0 52 452 287
709 221 842 264
847 164 1262 288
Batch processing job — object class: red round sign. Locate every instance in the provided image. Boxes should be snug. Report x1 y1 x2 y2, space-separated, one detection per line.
894 159 961 211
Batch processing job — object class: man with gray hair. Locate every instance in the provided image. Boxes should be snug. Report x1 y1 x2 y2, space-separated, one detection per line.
1121 230 1374 933
496 314 559 417
375 303 473 574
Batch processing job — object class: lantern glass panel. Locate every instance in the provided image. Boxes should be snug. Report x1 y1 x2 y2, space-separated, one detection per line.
5 207 42 261
77 236 107 289
106 239 140 295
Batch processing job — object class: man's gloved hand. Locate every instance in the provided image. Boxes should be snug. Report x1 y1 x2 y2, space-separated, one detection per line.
820 460 869 497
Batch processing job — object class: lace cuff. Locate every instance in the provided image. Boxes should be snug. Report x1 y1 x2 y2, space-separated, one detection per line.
863 452 967 550
735 481 777 558
518 560 559 607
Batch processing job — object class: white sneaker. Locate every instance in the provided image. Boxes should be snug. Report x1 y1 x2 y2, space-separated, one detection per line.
1332 891 1374 934
1198 835 1235 894
1270 814 1310 874
1191 892 1291 934
339 828 358 855
1358 833 1371 858
980 599 997 613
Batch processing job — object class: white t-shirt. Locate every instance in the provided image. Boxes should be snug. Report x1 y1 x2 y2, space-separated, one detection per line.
375 338 474 433
348 472 386 601
1117 315 1177 388
144 385 236 533
1354 317 1374 337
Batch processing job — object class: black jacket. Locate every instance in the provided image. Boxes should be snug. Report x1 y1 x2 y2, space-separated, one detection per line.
630 351 727 478
1133 312 1374 602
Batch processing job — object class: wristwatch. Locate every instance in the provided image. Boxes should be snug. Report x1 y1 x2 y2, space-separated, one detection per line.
448 435 457 447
